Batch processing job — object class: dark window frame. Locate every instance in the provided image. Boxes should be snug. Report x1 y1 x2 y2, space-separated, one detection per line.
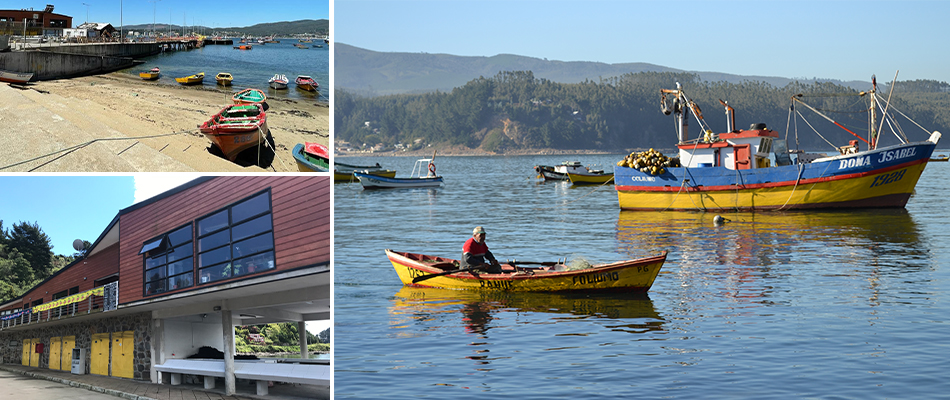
196 189 276 285
141 222 195 297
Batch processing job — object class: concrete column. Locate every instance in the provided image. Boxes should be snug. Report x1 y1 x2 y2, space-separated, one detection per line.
222 311 235 395
298 321 308 359
149 318 164 383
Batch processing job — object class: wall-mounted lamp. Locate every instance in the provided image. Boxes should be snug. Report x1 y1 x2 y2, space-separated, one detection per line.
213 306 221 311
201 314 208 319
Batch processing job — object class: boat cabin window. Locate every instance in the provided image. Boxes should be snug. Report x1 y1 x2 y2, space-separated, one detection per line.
772 140 793 166
196 189 276 285
758 138 773 154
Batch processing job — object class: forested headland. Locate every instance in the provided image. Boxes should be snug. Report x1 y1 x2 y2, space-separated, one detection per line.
0 221 78 303
335 71 950 154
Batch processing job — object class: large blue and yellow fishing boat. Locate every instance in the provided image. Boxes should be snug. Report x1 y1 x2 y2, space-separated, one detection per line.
615 78 941 211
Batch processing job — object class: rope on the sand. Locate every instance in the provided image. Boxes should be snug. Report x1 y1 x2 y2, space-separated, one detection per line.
1 131 190 171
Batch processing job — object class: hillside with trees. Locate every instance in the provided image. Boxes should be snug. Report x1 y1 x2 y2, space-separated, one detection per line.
335 71 950 153
0 221 76 303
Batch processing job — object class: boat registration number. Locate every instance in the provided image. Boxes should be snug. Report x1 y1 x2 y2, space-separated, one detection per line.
233 134 254 143
869 168 907 188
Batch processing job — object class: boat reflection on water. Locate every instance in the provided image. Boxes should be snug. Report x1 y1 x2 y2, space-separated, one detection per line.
616 209 928 306
390 287 664 341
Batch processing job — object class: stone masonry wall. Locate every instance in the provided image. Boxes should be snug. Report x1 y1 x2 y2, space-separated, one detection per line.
0 311 152 380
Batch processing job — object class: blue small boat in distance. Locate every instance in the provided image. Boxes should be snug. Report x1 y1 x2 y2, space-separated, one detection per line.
354 158 443 189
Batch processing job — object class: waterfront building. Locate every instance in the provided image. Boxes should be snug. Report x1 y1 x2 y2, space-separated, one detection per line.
0 4 72 36
0 176 331 395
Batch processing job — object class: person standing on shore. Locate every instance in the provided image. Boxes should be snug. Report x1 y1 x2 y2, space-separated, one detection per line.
461 226 502 273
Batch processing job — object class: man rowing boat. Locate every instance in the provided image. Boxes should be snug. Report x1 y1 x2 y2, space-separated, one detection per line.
460 226 502 273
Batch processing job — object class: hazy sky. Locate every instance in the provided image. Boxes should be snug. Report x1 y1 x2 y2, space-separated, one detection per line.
335 0 950 83
14 0 329 28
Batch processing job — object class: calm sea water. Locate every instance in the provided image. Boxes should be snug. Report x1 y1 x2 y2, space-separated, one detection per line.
119 39 329 102
333 154 950 399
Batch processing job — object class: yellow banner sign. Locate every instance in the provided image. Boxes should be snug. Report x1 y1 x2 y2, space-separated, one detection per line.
32 286 105 313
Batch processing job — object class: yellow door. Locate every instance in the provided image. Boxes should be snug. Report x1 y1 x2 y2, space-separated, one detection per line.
49 336 61 370
62 336 76 371
111 331 134 379
91 333 110 376
21 339 31 366
29 339 40 367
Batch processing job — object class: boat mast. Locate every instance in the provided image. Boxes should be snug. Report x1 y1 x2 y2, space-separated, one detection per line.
870 75 878 150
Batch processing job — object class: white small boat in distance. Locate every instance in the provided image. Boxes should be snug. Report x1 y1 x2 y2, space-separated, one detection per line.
355 158 444 189
0 70 34 84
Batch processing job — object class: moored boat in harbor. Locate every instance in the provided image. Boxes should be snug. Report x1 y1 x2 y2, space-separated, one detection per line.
535 161 597 181
295 75 318 92
614 79 941 211
268 74 288 90
567 170 614 185
175 72 205 85
386 249 667 292
138 67 160 80
198 103 267 161
354 158 443 189
215 72 233 86
292 142 330 172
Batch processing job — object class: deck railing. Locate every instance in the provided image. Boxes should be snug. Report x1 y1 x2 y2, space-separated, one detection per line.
0 281 118 330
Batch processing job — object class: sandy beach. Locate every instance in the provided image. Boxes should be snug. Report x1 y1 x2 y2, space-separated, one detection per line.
0 73 329 172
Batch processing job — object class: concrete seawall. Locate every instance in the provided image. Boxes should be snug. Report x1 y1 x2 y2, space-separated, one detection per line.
0 43 160 81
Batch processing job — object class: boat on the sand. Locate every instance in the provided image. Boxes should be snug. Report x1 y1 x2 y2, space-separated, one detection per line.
175 72 204 85
292 142 330 172
198 103 267 161
138 67 160 80
386 249 667 292
232 88 267 105
615 78 941 211
0 69 34 84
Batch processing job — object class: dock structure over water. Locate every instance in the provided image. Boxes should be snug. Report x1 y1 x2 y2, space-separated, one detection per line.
0 176 331 397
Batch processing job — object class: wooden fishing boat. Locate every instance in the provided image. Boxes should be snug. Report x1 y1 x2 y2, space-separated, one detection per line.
568 170 614 185
294 43 308 49
0 70 34 84
295 75 318 92
175 72 204 85
138 67 160 80
269 74 288 90
386 249 667 292
215 72 233 86
615 79 942 211
232 88 267 105
534 161 595 181
355 158 443 189
292 142 330 172
335 169 397 182
233 44 252 50
198 103 267 161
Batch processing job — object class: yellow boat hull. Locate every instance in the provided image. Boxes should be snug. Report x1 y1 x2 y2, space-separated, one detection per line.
617 162 928 211
386 249 666 293
568 172 614 185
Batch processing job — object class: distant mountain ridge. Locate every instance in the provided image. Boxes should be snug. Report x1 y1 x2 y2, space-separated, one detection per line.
122 19 328 37
335 43 871 96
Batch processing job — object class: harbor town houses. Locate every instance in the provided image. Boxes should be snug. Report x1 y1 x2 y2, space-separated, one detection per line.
0 176 331 395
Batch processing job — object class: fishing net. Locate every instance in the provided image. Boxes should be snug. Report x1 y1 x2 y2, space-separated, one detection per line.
555 255 593 271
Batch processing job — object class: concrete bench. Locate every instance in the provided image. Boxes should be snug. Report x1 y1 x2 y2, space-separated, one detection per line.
154 359 225 389
234 362 331 395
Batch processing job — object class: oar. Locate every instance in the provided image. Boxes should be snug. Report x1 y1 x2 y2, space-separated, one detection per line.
510 261 559 266
412 265 481 283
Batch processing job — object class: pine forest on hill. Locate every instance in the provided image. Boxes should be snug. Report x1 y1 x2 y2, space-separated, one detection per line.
335 71 950 154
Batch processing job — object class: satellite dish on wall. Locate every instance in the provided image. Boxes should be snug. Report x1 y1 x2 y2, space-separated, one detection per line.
73 239 87 251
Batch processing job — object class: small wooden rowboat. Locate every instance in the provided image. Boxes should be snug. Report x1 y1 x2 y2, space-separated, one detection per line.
293 142 330 172
215 72 233 86
232 88 267 105
269 74 288 90
138 67 160 80
386 249 667 292
0 69 34 83
175 72 204 85
198 103 267 161
334 169 397 182
295 75 318 92
567 170 614 185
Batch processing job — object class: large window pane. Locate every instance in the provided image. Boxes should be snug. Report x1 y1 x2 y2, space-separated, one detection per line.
145 280 165 295
145 267 166 282
169 273 193 290
199 263 230 283
199 229 230 252
167 243 193 263
232 232 273 259
167 258 192 276
232 192 269 224
198 210 229 236
232 214 272 242
233 251 275 277
168 225 192 246
145 254 165 270
199 246 231 268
